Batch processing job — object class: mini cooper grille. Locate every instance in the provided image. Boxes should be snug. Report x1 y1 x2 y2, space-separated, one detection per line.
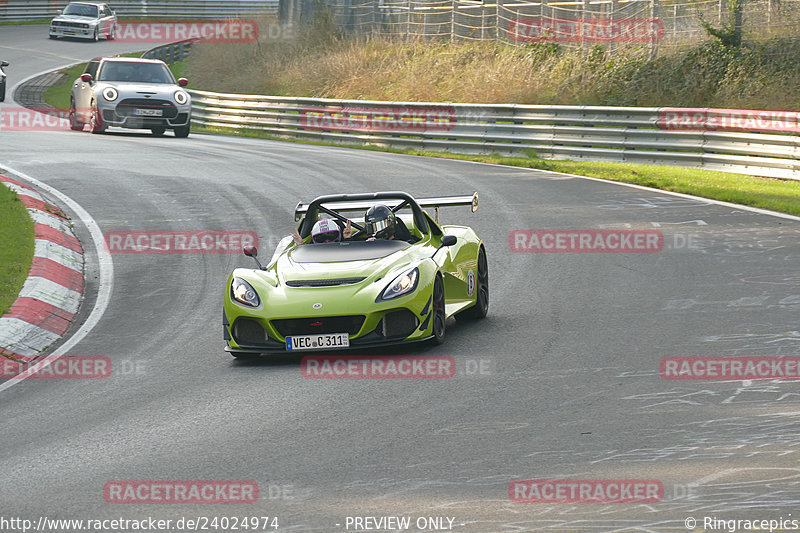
272 316 365 337
115 99 178 119
232 318 267 345
285 278 366 288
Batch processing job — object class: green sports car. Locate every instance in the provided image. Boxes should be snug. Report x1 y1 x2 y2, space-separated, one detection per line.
223 191 488 357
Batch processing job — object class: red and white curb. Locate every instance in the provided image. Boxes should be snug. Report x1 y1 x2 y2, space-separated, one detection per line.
0 175 84 358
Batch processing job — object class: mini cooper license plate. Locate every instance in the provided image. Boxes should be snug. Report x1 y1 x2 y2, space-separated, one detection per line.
134 108 163 117
286 333 350 351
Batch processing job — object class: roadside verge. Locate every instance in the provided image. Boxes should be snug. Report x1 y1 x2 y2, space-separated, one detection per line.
0 175 84 360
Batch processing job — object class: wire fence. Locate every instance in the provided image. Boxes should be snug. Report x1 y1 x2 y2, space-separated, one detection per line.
0 0 278 21
280 0 800 55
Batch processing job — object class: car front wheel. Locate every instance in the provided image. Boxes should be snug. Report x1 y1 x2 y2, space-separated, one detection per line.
455 246 488 320
150 126 166 136
89 101 106 134
69 99 84 131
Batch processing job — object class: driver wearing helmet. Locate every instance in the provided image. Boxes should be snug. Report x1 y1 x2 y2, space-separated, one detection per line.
365 204 414 242
293 218 353 245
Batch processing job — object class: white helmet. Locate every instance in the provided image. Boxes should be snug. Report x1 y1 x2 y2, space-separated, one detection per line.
311 218 342 243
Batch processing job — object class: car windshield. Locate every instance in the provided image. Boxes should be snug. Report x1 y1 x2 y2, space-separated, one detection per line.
290 240 410 263
98 62 174 84
62 4 98 17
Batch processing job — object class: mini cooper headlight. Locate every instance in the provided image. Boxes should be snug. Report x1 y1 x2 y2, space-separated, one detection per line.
378 267 419 301
174 90 189 105
232 277 260 307
102 87 118 102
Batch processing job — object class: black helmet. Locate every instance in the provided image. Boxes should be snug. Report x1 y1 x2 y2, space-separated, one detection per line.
364 204 397 239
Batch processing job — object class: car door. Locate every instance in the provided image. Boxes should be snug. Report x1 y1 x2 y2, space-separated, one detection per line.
75 60 100 120
97 5 109 36
103 4 117 35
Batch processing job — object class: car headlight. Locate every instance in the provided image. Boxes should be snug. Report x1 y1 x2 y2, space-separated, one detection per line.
232 277 260 307
102 87 118 102
174 90 189 105
81 23 89 28
378 267 419 301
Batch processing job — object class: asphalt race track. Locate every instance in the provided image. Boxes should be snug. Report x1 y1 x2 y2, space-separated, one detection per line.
2 24 800 533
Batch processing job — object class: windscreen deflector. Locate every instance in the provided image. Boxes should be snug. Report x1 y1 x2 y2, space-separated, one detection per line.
290 240 409 263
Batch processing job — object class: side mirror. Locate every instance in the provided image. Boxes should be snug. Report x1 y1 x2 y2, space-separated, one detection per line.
178 78 188 87
80 73 93 83
432 235 456 259
57 9 62 14
243 246 264 270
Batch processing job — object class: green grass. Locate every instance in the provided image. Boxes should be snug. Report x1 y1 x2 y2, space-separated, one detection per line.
0 184 35 318
43 62 88 110
191 124 800 216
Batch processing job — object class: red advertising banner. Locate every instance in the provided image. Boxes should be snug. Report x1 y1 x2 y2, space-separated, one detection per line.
509 17 664 43
300 107 456 133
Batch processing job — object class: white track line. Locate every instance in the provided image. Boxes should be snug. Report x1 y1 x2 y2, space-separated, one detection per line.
0 165 114 393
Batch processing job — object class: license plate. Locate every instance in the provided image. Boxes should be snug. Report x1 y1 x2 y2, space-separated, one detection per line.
134 108 163 117
286 333 349 351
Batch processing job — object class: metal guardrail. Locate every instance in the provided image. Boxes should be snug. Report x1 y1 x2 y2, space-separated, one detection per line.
141 39 194 62
0 1 278 21
187 91 800 180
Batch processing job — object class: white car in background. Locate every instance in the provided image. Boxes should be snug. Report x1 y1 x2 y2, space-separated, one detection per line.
49 2 118 41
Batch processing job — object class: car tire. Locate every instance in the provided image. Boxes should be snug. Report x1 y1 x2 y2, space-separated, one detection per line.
89 101 106 134
69 99 84 131
150 126 166 136
93 28 99 41
107 25 116 40
49 34 57 40
455 246 488 320
431 274 446 345
173 122 190 138
0 81 5 103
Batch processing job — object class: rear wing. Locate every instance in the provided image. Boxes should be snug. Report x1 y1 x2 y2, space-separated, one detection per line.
418 193 479 223
294 192 478 222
